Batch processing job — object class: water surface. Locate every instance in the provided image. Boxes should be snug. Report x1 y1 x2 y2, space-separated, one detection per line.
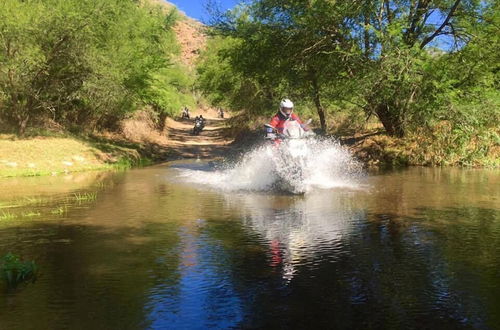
0 164 499 329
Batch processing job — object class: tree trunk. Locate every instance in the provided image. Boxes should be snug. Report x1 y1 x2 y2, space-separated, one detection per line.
158 112 168 132
17 113 29 136
310 73 327 133
313 95 326 133
364 14 370 58
375 104 405 137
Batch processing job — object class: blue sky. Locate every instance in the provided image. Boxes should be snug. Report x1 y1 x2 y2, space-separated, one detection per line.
166 0 457 50
166 0 238 22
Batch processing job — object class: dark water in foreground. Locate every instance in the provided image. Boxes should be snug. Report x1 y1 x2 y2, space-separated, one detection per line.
0 165 499 329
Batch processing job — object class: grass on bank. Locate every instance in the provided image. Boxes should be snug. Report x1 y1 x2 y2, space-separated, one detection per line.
337 122 500 168
0 253 37 288
0 133 151 178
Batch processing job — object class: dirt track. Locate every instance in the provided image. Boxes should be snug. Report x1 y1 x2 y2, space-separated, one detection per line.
164 109 234 159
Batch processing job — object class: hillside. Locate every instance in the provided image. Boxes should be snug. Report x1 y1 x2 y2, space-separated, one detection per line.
149 0 207 68
173 16 207 67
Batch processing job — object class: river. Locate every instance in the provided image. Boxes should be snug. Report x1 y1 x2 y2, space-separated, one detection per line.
0 160 499 329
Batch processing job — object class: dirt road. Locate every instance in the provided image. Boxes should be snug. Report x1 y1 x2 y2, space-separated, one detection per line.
164 109 233 159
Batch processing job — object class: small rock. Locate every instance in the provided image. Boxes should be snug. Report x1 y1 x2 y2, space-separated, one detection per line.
72 155 85 162
6 161 18 167
62 161 73 166
27 163 36 168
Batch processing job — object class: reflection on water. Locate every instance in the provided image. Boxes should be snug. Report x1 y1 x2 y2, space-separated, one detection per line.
146 224 245 329
0 166 499 329
224 192 362 282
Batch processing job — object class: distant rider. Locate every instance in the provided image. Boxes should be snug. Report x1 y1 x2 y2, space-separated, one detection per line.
182 106 190 119
266 98 309 139
193 116 203 135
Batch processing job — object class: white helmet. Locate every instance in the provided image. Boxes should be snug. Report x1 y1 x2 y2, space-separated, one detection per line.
279 98 294 118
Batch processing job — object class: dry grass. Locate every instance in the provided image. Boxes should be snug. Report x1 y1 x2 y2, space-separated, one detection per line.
120 110 169 146
347 125 500 168
0 133 146 178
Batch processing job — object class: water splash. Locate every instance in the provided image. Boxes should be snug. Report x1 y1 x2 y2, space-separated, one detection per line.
174 138 363 194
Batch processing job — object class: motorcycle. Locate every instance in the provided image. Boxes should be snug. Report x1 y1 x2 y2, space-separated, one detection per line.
192 119 204 135
264 119 314 194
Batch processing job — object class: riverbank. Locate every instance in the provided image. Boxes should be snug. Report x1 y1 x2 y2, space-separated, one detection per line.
227 118 499 168
0 134 151 178
342 129 500 168
2 110 497 178
0 107 233 178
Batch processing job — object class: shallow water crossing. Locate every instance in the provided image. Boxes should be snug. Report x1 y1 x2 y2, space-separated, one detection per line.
176 138 364 194
0 164 499 329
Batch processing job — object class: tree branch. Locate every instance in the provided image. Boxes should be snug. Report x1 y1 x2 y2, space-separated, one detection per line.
417 8 435 35
406 0 431 46
384 0 392 23
364 13 370 57
420 0 461 49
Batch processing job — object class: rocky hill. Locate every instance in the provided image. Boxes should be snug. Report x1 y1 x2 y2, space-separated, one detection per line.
149 0 207 68
173 16 207 67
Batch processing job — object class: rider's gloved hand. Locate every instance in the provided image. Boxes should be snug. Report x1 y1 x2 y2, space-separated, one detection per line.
266 133 277 139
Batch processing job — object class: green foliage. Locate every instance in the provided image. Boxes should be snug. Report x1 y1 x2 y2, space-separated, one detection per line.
73 192 97 202
21 211 41 218
51 205 68 215
198 0 499 165
141 64 195 120
197 36 275 120
0 253 37 288
200 1 363 131
0 211 16 220
0 0 192 135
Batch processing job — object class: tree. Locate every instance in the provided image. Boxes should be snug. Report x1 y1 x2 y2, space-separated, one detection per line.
348 0 488 137
0 0 187 135
207 0 362 132
202 0 498 137
197 36 276 119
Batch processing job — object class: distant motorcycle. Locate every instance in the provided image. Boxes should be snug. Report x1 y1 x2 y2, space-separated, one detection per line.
192 119 204 135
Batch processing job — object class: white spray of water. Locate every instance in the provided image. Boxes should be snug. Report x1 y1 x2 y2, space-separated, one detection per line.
174 138 363 194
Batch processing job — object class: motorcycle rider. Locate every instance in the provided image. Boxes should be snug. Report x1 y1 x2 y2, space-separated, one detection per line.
193 116 202 135
266 98 309 139
181 106 190 119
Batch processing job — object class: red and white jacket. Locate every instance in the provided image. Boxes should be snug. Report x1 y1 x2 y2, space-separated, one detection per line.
268 112 307 134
